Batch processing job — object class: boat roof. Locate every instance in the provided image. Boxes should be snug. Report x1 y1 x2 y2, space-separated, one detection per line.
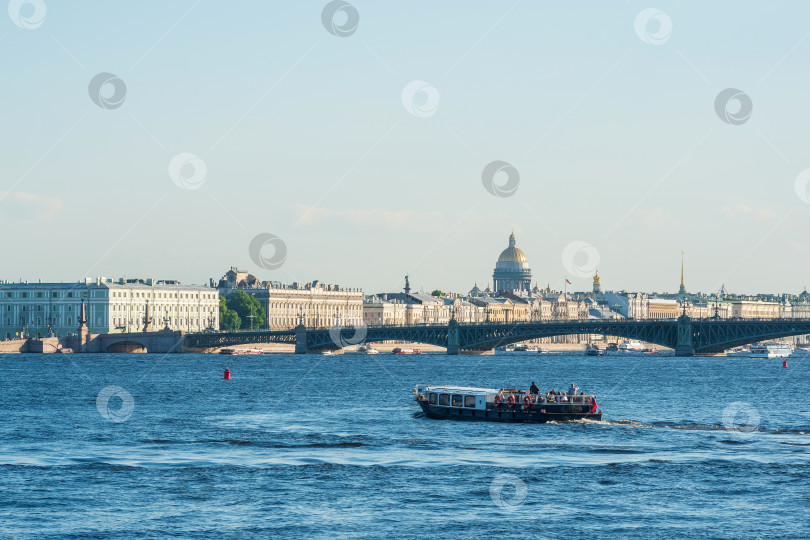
422 385 500 394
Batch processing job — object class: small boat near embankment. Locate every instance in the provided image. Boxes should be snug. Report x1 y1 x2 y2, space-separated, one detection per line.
413 385 602 423
219 347 264 355
392 347 421 355
585 345 605 356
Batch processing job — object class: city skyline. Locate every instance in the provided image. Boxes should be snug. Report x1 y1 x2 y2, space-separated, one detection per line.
2 2 809 295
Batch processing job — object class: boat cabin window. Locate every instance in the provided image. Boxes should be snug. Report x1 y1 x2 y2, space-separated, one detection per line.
439 394 450 406
464 396 476 408
451 395 463 407
428 393 437 404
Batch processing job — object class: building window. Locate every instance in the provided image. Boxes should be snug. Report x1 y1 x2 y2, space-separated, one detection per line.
52 292 58 297
22 293 27 298
68 292 73 298
37 292 43 298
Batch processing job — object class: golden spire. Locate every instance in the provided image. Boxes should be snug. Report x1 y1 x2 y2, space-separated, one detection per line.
593 267 601 283
680 252 685 288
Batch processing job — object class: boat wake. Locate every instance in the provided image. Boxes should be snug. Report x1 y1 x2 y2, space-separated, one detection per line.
593 419 809 436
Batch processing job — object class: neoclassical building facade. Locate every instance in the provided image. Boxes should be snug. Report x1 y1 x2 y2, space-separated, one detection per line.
0 277 219 338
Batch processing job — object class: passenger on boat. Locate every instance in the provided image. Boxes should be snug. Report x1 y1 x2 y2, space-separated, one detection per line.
567 383 578 396
530 381 540 395
590 396 598 413
560 394 569 403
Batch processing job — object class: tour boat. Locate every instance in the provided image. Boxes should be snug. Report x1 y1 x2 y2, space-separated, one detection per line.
357 344 380 355
413 385 601 423
725 347 750 357
322 350 334 356
642 348 659 354
749 343 792 359
392 347 421 355
219 347 263 355
585 345 605 356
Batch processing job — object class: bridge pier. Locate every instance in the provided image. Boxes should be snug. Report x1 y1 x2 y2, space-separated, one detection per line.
446 320 459 355
295 325 308 354
674 314 694 356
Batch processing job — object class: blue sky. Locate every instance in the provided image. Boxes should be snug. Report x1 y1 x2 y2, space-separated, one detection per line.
1 1 809 296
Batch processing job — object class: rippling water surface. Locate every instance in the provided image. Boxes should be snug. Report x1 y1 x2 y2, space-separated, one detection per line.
1 351 809 538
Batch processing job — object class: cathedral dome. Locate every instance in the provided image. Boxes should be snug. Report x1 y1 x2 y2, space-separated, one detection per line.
493 232 532 292
498 246 527 263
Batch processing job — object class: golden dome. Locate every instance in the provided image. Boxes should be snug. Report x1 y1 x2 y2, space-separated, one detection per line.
593 268 601 283
497 232 528 263
498 246 528 263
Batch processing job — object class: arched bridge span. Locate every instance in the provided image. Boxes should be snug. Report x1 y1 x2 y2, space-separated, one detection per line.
184 317 810 356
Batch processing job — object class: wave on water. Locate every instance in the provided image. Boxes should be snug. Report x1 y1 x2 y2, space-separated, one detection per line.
140 438 367 449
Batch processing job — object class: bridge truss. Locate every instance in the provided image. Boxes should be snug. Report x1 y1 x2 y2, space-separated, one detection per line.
184 317 810 356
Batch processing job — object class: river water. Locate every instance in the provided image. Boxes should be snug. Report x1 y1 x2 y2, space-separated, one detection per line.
0 351 808 538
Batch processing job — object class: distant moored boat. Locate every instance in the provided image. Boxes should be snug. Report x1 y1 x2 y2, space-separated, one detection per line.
219 347 263 355
392 347 421 355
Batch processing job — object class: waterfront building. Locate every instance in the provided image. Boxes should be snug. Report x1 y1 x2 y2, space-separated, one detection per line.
648 297 680 319
443 297 487 324
217 267 363 329
469 296 528 323
729 299 780 319
363 296 410 326
0 277 219 338
597 292 649 320
366 291 458 326
493 232 532 293
684 301 732 319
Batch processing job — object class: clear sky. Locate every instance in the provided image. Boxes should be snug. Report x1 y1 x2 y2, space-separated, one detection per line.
1 1 809 296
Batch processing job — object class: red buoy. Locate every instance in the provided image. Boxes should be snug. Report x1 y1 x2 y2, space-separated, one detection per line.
783 359 788 368
223 368 231 380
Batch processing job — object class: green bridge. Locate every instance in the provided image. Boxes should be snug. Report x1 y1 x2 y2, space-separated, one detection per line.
184 315 810 356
